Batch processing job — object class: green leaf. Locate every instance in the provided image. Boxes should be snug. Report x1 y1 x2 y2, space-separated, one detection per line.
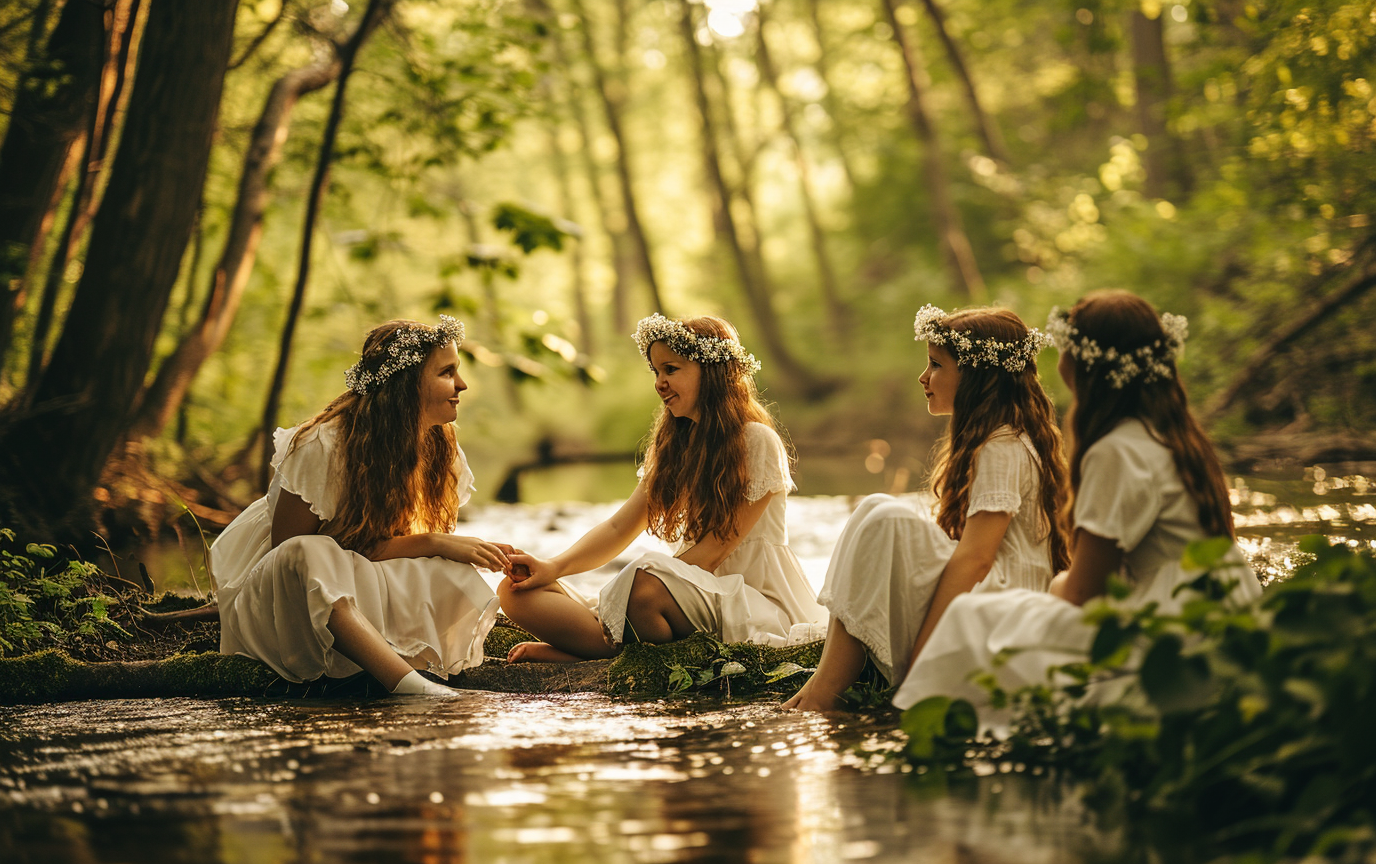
900 696 952 760
1139 633 1214 713
24 543 56 559
1181 537 1235 571
764 662 814 683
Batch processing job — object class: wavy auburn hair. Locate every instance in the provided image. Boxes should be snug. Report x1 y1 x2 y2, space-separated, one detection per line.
291 320 461 555
639 316 789 543
928 308 1071 572
1061 290 1233 539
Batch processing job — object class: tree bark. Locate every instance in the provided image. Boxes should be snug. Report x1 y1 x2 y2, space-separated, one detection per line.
0 0 108 370
915 0 1007 162
257 0 392 488
879 0 985 301
569 0 666 317
753 7 849 340
675 0 830 398
0 0 241 539
1205 250 1376 420
1129 9 1192 199
129 52 343 439
544 120 594 354
22 0 141 400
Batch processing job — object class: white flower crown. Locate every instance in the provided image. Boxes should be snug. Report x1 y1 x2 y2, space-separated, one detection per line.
344 315 465 396
1045 306 1188 389
912 304 1051 372
632 313 761 376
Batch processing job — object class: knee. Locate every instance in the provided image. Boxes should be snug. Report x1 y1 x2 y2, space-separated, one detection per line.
628 569 668 609
496 576 520 609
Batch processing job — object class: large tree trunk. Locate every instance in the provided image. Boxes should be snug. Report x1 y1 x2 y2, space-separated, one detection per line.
129 53 344 440
0 0 241 539
1129 9 1192 199
916 0 1007 162
0 0 108 370
879 0 985 301
675 0 830 399
22 0 142 400
256 0 392 488
569 0 666 317
753 7 849 341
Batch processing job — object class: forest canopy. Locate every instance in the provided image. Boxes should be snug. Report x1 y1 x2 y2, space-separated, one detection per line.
0 0 1372 540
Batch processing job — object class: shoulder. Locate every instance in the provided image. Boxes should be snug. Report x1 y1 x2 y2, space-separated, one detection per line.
1082 419 1169 477
743 421 785 451
975 426 1035 467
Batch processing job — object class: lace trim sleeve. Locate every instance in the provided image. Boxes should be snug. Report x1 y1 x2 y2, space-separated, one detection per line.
745 423 794 502
272 424 340 521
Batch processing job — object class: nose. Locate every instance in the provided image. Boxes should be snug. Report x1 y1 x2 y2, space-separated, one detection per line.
455 375 468 393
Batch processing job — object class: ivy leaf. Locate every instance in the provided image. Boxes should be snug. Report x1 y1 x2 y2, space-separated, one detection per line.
1181 537 1235 571
1140 633 1214 713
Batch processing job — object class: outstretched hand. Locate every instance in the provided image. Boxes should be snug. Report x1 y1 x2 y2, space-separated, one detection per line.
439 535 513 572
506 552 559 591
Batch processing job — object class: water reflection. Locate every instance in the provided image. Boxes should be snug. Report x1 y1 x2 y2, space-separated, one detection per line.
1 696 1111 863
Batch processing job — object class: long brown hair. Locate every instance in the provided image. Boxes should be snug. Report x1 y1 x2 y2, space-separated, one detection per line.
1062 290 1233 538
291 320 461 555
928 308 1071 572
640 316 788 543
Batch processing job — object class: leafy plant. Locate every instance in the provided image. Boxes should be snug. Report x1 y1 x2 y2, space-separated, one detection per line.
901 536 1376 860
0 527 130 657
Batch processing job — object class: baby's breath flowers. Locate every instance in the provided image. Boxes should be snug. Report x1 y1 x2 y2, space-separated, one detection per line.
1045 306 1187 388
344 316 465 396
633 314 761 376
912 304 1051 372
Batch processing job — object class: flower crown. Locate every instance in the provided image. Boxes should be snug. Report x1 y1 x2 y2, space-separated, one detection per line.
1045 306 1188 389
632 313 761 376
912 304 1051 372
344 315 465 396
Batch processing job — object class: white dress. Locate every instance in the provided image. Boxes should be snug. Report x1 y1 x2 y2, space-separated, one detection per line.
594 422 827 646
210 422 499 683
817 427 1053 683
893 418 1263 711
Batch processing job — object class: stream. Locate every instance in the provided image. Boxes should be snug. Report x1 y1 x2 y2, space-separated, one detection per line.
2 465 1372 863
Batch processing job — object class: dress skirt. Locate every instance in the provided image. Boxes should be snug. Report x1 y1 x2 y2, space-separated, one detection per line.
217 531 499 683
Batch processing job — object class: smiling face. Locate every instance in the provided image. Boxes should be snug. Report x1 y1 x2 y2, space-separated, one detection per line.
918 342 960 416
648 340 702 422
418 341 466 428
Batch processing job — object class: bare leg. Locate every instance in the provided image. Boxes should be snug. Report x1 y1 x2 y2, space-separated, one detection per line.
782 617 867 711
325 597 414 691
624 569 695 644
498 579 619 661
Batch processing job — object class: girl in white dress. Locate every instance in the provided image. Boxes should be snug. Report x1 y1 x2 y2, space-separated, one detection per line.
211 317 511 697
498 314 825 662
893 291 1263 712
784 307 1070 711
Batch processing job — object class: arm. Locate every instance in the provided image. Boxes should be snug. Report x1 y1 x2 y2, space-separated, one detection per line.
1049 529 1123 606
507 483 651 591
676 491 776 573
905 509 1014 674
270 490 323 548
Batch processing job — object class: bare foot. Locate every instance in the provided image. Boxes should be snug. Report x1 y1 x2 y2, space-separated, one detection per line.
507 641 583 663
782 682 848 712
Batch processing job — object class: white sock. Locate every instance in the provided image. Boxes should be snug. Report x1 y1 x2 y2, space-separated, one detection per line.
390 669 460 697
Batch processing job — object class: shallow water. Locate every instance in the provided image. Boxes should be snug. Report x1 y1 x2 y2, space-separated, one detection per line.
9 465 1375 862
1 695 1104 863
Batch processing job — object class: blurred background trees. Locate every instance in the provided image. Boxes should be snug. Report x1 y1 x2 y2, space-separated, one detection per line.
0 0 1371 541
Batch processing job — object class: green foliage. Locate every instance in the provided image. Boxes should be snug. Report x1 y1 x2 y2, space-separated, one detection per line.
0 527 129 657
900 537 1376 860
492 202 577 253
607 632 823 697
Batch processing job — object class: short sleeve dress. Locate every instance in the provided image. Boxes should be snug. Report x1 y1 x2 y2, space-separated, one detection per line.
892 418 1262 711
210 422 499 683
594 422 826 646
817 427 1054 683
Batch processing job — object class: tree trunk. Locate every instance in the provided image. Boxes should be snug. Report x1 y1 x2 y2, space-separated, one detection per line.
544 120 594 354
675 0 830 398
0 0 107 370
257 0 392 489
129 53 344 439
1129 9 1192 199
879 0 985 301
753 7 849 340
0 0 241 539
22 0 142 400
916 0 1007 162
569 0 666 317
803 0 860 192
